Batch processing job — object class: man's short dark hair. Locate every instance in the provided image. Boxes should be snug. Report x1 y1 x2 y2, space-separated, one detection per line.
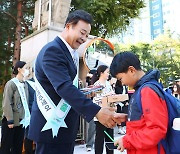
110 52 141 77
65 10 93 26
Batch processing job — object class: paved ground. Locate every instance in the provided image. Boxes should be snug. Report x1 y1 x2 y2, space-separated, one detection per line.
0 126 127 154
74 144 126 154
74 126 127 154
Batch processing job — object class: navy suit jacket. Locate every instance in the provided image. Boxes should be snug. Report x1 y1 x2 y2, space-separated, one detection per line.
28 37 101 143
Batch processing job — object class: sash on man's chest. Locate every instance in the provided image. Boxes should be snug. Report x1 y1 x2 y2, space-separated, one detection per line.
34 55 79 137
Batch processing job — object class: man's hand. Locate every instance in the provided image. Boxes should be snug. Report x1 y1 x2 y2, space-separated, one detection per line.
96 107 116 128
8 124 14 128
114 137 125 152
113 113 128 125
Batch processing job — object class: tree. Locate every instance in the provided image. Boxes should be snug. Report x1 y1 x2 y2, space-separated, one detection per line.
13 0 35 65
13 0 23 65
71 0 145 37
113 34 180 87
113 42 153 70
152 35 180 85
0 0 16 86
0 0 35 88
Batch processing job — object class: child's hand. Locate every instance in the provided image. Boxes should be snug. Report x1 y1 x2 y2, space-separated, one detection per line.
113 113 128 125
114 137 125 152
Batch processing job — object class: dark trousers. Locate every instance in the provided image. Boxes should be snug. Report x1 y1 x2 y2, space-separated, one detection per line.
24 126 34 154
35 142 75 154
0 117 25 154
95 121 114 154
24 138 34 154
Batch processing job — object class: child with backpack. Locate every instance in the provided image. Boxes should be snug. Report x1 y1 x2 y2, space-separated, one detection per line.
110 52 169 154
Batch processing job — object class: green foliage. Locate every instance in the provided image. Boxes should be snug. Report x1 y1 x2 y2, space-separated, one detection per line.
0 0 35 86
114 35 180 87
21 0 35 37
0 0 16 85
71 0 145 37
114 42 153 70
0 92 2 120
0 0 145 86
152 35 180 85
96 40 114 56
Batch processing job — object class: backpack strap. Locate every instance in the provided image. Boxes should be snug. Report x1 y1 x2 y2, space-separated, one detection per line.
135 80 165 114
135 80 166 154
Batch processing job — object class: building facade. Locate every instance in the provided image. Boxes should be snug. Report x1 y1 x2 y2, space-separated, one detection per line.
120 0 180 43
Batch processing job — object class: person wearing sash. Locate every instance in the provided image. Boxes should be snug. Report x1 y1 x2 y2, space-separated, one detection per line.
24 65 35 154
28 10 126 154
0 61 30 154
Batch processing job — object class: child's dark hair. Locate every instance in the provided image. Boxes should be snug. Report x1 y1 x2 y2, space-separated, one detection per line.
91 65 108 84
12 61 26 75
110 52 141 77
65 10 93 26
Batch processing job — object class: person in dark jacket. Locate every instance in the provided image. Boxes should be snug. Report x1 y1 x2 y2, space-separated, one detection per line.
24 65 35 154
28 10 124 154
110 52 168 154
24 77 35 154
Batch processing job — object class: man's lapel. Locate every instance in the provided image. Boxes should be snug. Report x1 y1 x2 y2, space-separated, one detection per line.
55 37 77 71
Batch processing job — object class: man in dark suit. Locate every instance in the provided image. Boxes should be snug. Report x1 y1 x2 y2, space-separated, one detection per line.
28 10 125 154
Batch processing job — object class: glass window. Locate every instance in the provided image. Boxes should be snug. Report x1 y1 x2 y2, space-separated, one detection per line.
153 20 160 26
153 12 160 18
152 4 159 10
152 0 158 3
154 28 161 34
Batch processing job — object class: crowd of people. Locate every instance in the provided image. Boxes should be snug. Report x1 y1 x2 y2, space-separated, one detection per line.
0 9 179 154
